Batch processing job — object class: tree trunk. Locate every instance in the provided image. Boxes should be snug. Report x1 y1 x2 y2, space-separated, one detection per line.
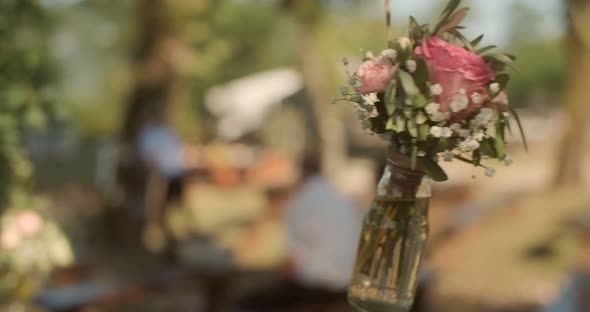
116 0 184 222
554 0 590 187
293 0 347 179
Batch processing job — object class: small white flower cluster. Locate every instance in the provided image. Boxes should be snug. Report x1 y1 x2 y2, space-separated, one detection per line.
354 93 380 119
425 102 450 123
380 49 397 61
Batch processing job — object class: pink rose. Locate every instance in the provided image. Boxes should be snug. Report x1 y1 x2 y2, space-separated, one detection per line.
16 211 43 237
355 56 397 94
415 37 495 121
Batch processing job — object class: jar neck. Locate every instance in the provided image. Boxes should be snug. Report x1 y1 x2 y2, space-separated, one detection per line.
377 148 430 199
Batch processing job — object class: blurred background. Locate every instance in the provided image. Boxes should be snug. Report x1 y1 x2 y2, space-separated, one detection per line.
1 0 590 311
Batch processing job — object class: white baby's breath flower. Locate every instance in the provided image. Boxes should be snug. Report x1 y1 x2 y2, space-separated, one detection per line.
471 108 494 127
425 103 440 115
485 167 496 178
450 95 469 112
450 123 462 131
490 83 500 93
362 93 380 106
441 127 452 138
456 129 471 138
381 49 397 61
430 126 443 138
471 92 483 104
430 84 443 96
442 151 454 162
365 108 379 118
417 151 426 157
459 137 480 152
473 131 485 141
431 126 452 138
459 88 467 95
502 112 510 118
365 50 375 58
504 155 514 166
406 60 417 73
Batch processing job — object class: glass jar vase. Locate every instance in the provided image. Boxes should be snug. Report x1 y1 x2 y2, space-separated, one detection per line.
348 150 431 312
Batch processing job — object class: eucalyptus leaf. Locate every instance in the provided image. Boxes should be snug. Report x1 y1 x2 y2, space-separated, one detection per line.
395 115 406 132
415 111 428 124
418 123 430 141
398 70 419 96
411 144 418 170
386 117 396 131
385 81 398 116
407 118 418 138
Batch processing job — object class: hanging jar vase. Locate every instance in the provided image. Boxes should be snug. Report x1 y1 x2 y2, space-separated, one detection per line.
348 147 431 312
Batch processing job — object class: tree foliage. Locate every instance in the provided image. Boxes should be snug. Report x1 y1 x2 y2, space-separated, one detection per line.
0 0 60 209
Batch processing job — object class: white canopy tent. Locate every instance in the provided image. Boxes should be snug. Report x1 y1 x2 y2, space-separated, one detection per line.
205 68 304 141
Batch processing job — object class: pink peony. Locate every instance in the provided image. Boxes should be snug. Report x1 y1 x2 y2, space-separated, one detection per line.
415 37 495 121
16 211 43 237
355 56 397 94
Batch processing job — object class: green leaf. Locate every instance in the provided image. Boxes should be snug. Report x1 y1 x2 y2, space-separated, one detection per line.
449 29 473 50
495 120 506 159
483 52 514 67
398 70 419 96
385 81 398 116
436 8 470 35
476 45 496 55
440 0 462 19
472 150 482 166
395 115 406 132
386 117 396 131
407 118 418 137
494 74 511 92
508 107 529 152
470 34 484 48
479 138 497 158
409 16 424 41
414 59 429 94
415 111 428 124
433 138 450 153
423 158 449 182
418 123 430 141
411 144 418 170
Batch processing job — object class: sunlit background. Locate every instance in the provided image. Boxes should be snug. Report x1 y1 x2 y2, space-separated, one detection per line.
1 0 589 311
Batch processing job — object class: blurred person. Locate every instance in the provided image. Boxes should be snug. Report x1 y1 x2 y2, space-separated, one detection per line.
235 152 362 311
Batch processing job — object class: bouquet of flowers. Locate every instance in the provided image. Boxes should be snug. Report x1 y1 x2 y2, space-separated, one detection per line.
338 1 526 311
336 0 526 180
